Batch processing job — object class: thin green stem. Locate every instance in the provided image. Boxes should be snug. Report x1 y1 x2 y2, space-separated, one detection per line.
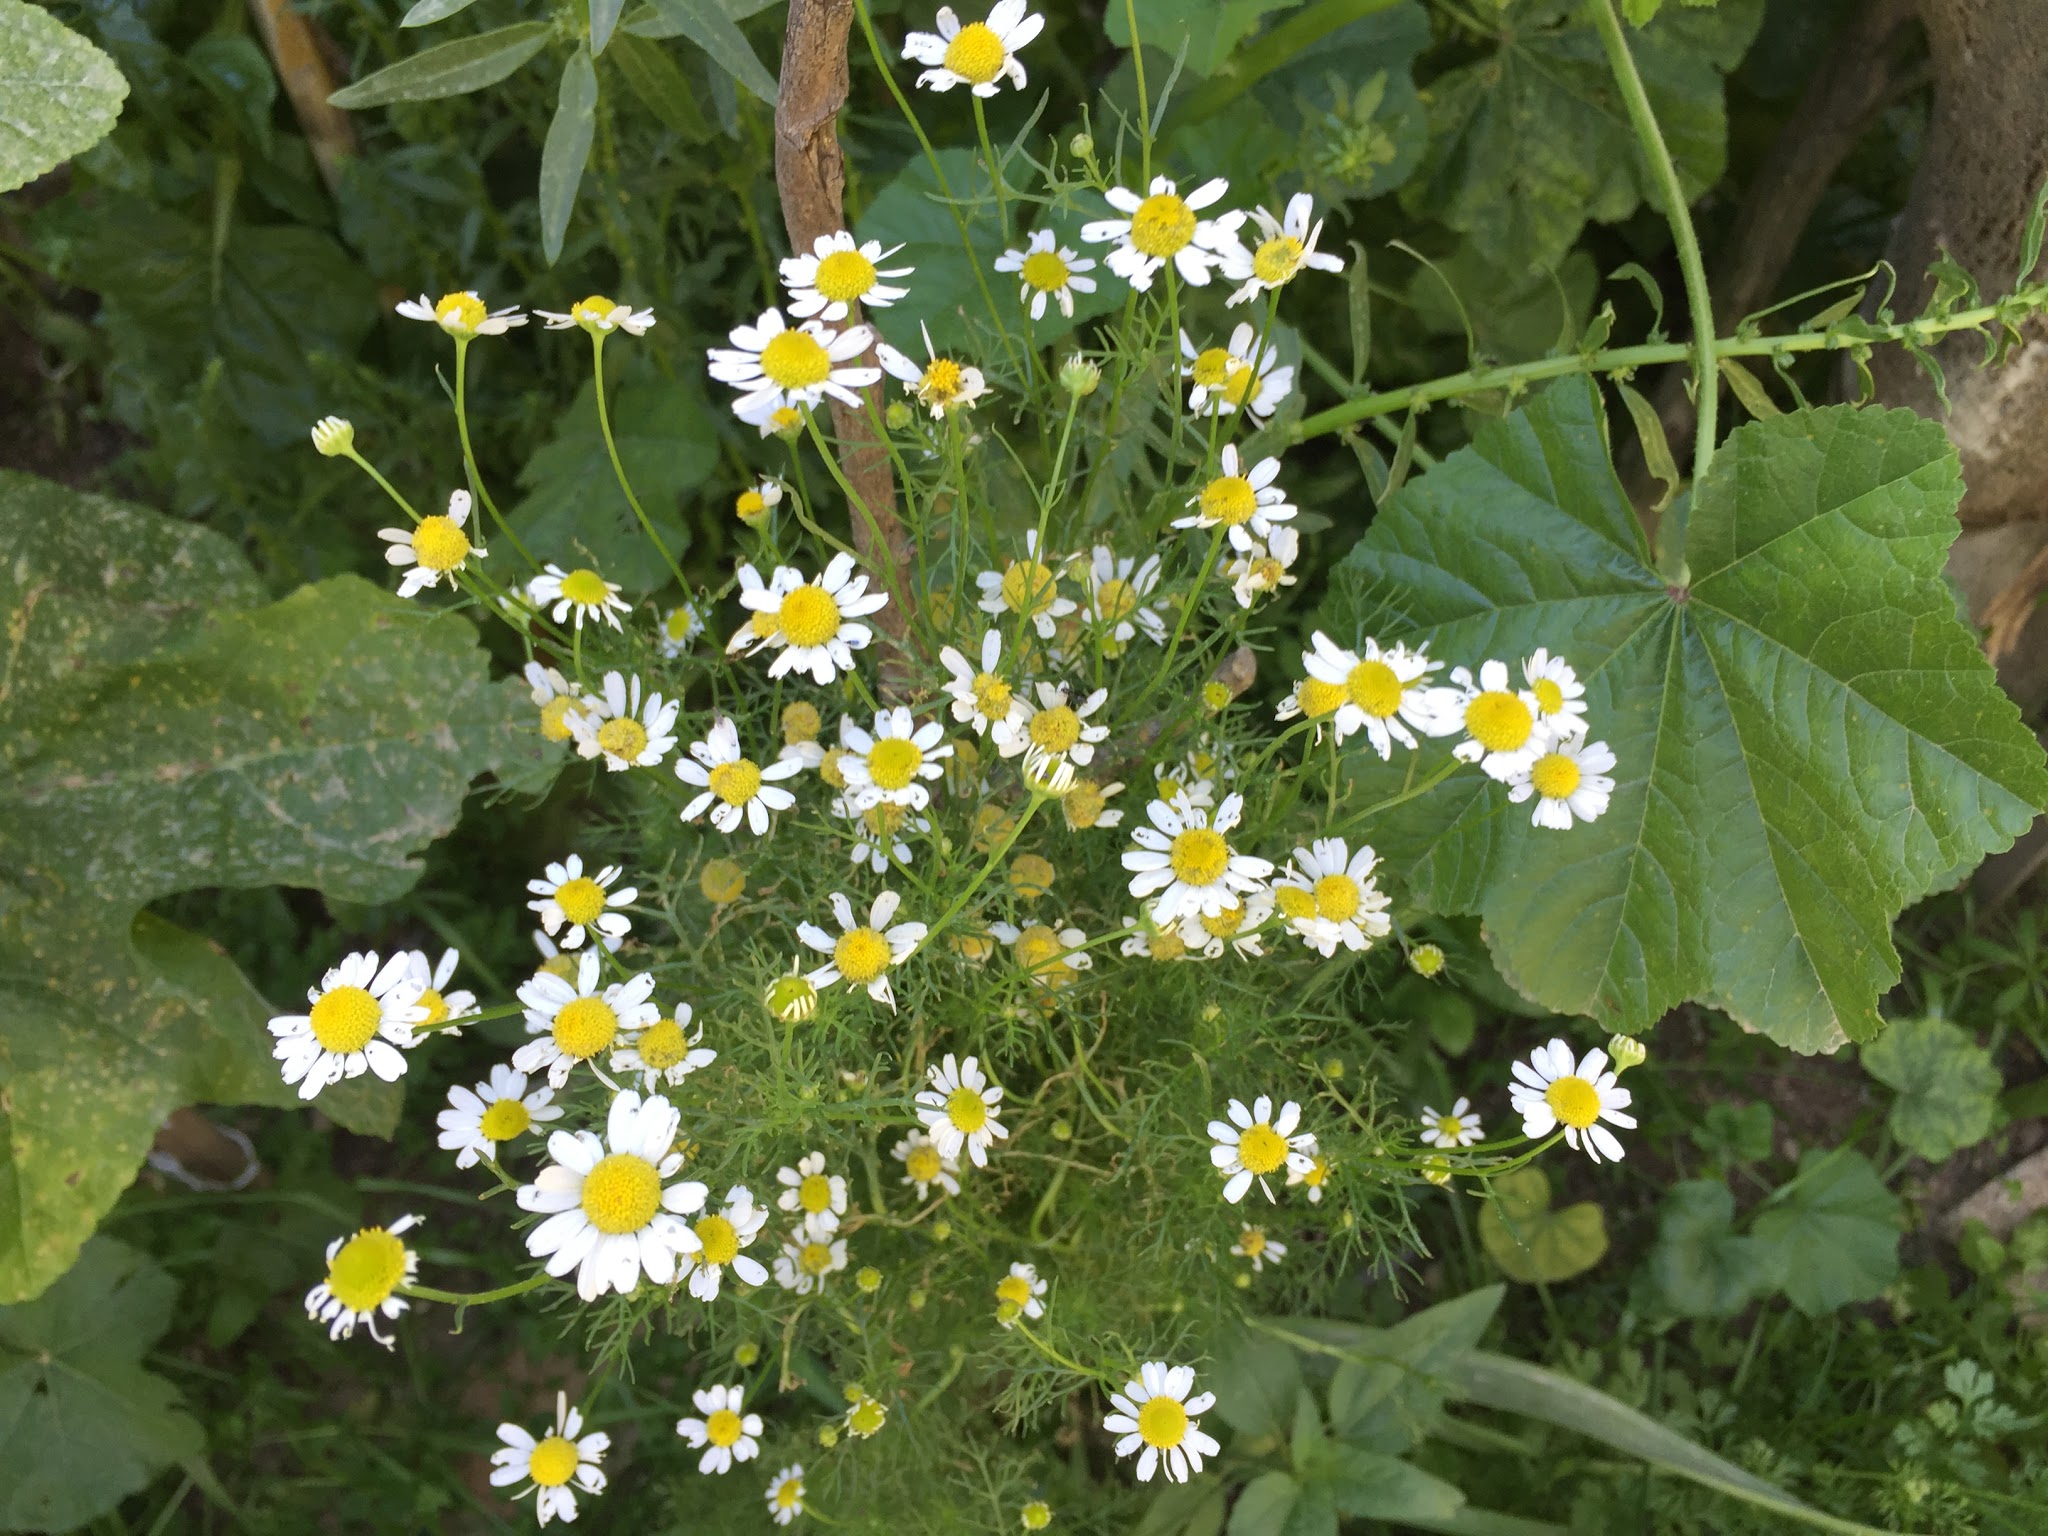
591 334 689 592
1587 0 1716 481
1124 0 1150 183
453 340 537 567
401 1271 551 1307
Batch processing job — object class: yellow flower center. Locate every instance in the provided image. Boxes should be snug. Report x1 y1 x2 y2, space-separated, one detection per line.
942 20 1007 83
736 489 768 521
580 1152 662 1234
1023 1502 1051 1530
1253 235 1304 286
1236 1123 1288 1176
783 701 822 742
1314 874 1361 923
1532 677 1566 715
694 1213 741 1266
309 985 382 1053
1465 691 1535 753
539 694 580 742
1020 248 1070 292
1346 659 1404 718
1436 1114 1466 1140
866 737 924 791
1190 347 1232 387
971 672 1013 719
774 1475 804 1509
946 1085 989 1134
527 1435 581 1488
1529 752 1582 800
479 1097 532 1142
1028 705 1081 753
553 876 608 927
770 406 803 434
325 1227 407 1312
433 292 486 332
1148 928 1188 962
863 802 910 838
1298 677 1345 718
794 1172 833 1213
835 926 893 984
634 1018 691 1069
1136 1395 1189 1450
1220 361 1257 407
1091 579 1139 627
906 1144 942 1183
1167 827 1229 886
1200 900 1246 939
1544 1075 1602 1130
819 747 848 788
701 858 746 904
416 988 449 1029
799 1240 835 1275
1239 1227 1268 1257
1303 1155 1329 1187
1248 556 1285 588
1063 780 1107 828
597 716 649 761
1130 192 1196 257
552 996 619 1059
540 953 578 980
812 248 878 303
705 1408 745 1447
777 583 843 647
571 294 615 326
1275 886 1316 921
410 514 470 572
709 758 764 806
999 558 1060 616
996 1273 1034 1307
760 328 832 389
920 357 967 403
1014 924 1070 981
558 568 610 607
1200 475 1258 526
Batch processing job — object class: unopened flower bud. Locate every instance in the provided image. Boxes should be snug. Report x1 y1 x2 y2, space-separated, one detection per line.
700 857 745 905
1608 1033 1647 1074
932 1220 951 1242
735 1341 760 1367
1022 746 1075 797
310 415 354 456
885 399 915 430
767 971 817 1022
817 1425 840 1448
856 1266 882 1294
1050 1117 1073 1142
1058 354 1100 396
1409 942 1447 979
1068 132 1093 160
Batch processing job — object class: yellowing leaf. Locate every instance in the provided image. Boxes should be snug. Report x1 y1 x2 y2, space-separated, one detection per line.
1477 1167 1608 1283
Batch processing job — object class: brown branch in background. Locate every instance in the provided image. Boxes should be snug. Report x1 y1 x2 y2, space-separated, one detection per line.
774 0 910 645
247 0 358 195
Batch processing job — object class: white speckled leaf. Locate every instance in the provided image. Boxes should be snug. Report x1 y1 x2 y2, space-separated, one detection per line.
0 0 130 194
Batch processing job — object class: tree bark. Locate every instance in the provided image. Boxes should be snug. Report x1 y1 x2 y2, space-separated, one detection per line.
774 0 911 645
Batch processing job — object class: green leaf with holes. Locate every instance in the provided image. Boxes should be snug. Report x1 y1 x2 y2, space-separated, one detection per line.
1325 380 2048 1051
0 0 129 194
0 471 541 1300
1477 1167 1608 1284
0 1237 202 1530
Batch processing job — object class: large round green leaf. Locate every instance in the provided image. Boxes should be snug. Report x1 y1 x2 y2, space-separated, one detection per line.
0 0 128 195
1477 1167 1608 1284
1861 1014 2003 1162
1328 380 2048 1051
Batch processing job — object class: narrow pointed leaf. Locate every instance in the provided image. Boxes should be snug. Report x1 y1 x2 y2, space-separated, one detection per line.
538 48 598 265
328 22 551 108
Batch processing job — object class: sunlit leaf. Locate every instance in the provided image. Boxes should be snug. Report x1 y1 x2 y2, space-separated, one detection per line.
0 0 128 194
1861 1014 2003 1162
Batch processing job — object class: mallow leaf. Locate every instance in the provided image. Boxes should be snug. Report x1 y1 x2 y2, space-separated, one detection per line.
1327 380 2048 1051
0 0 129 194
1750 1149 1901 1315
1861 1015 2003 1162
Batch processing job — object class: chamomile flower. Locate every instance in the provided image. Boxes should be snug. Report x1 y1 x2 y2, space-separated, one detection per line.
1123 791 1273 926
524 661 588 745
1419 1098 1482 1149
1446 660 1551 780
378 488 485 597
438 1065 561 1169
518 1089 707 1301
765 1465 807 1526
611 1000 716 1091
1508 735 1617 830
1021 1501 1053 1530
916 1053 1009 1168
995 229 1097 319
781 231 913 321
1104 1363 1221 1483
677 717 803 834
397 946 478 1037
1061 776 1125 830
304 1213 421 1345
1274 671 1346 741
731 552 890 684
678 1384 764 1475
776 1151 849 1225
1209 1095 1317 1203
1232 1226 1287 1276
994 680 1110 766
837 797 929 872
841 706 953 811
892 1129 961 1199
527 854 637 950
995 1260 1047 1326
1522 648 1589 736
682 1185 772 1300
1081 547 1166 651
1301 632 1450 759
396 289 526 339
976 530 1076 638
708 307 882 426
772 1213 849 1295
878 321 987 416
534 295 656 335
1220 192 1344 306
1175 446 1295 550
901 1 1043 95
529 562 631 630
566 670 680 771
989 921 1092 991
491 1391 609 1526
1119 914 1190 962
268 951 427 1101
941 629 1030 736
1177 887 1274 960
798 890 927 1011
1271 838 1391 957
1081 175 1243 291
734 478 784 528
513 949 662 1090
658 598 707 657
1225 528 1301 607
1287 1152 1332 1203
1179 324 1293 419
1509 1039 1636 1164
